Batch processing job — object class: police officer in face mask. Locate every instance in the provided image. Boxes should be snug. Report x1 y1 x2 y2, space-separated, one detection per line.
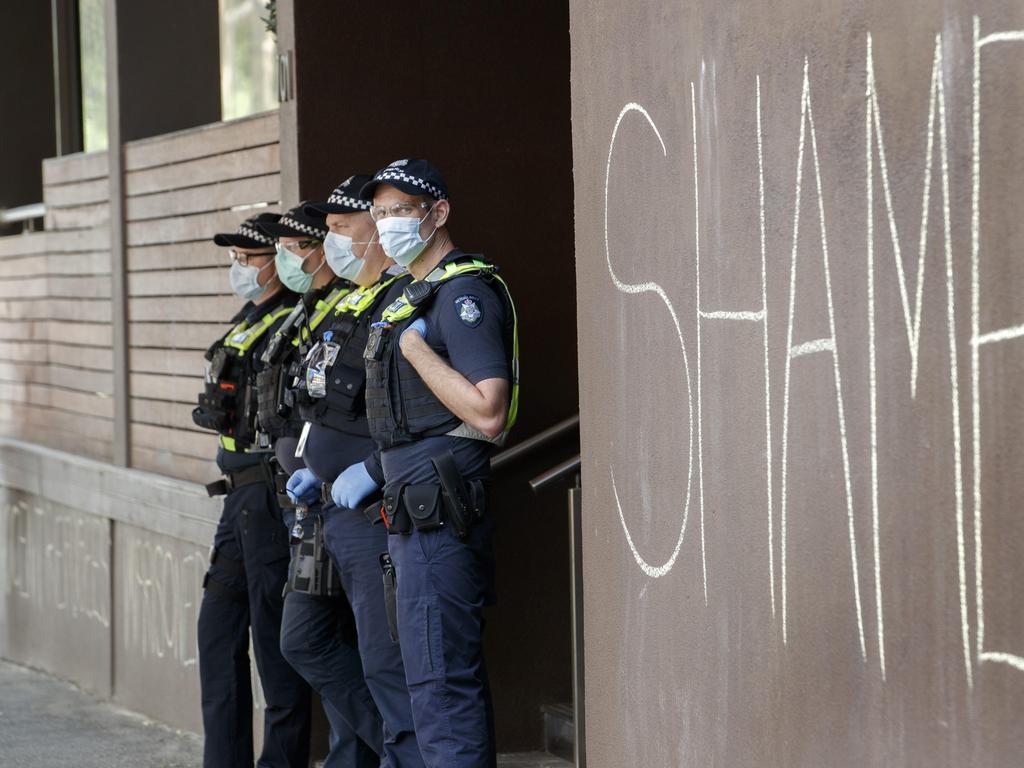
278 176 425 768
194 213 313 768
256 201 384 768
360 159 519 768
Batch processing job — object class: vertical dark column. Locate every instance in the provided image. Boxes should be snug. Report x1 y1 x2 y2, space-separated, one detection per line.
105 0 223 467
104 0 128 468
0 4 57 222
51 0 83 156
286 1 577 751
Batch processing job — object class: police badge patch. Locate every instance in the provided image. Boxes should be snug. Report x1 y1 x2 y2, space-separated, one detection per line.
455 295 483 327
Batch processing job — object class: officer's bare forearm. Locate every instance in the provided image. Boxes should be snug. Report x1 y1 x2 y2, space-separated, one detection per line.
399 332 509 438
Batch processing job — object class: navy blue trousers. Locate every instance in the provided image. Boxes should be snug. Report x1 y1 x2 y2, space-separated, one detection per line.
197 480 312 768
387 520 497 768
280 590 381 767
323 502 425 768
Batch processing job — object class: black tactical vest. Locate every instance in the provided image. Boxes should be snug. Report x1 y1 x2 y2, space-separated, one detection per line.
192 302 294 452
294 274 406 437
363 254 517 450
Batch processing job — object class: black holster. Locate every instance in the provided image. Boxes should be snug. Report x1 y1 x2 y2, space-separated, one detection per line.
284 516 342 598
379 553 398 641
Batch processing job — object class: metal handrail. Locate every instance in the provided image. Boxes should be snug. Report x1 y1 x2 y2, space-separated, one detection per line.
490 413 579 472
529 453 581 492
0 203 45 225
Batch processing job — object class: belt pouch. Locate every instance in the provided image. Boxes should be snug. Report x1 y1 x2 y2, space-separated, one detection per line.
383 484 412 534
403 483 443 532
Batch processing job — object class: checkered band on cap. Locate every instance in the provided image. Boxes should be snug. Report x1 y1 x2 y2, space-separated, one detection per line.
279 215 327 238
237 221 276 246
373 169 447 200
327 190 371 210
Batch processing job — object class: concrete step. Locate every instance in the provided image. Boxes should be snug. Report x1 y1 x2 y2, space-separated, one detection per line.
541 702 575 762
498 751 573 767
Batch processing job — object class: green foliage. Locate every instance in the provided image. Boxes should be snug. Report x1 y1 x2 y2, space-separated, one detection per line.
261 0 277 38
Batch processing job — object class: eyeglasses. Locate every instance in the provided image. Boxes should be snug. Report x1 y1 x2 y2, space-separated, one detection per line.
281 239 322 254
369 201 433 222
229 249 275 266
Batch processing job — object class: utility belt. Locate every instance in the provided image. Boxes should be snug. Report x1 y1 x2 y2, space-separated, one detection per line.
381 451 488 539
319 482 385 525
285 514 342 598
205 460 273 497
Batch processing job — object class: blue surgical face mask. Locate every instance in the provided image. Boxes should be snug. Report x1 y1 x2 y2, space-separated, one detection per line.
228 259 273 301
374 203 438 267
324 231 370 281
275 244 323 293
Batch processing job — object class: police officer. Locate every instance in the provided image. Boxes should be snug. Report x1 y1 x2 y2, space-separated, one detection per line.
360 159 519 767
256 201 383 768
195 213 312 768
281 175 425 767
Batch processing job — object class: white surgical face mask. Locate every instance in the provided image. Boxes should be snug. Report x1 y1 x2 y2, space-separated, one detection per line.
374 203 438 267
324 231 369 281
229 259 273 301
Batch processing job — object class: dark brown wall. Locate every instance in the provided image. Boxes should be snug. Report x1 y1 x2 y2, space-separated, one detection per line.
291 1 578 751
571 1 1024 766
115 0 220 142
0 5 57 213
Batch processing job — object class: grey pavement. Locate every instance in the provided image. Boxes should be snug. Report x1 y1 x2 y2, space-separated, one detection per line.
0 660 202 767
0 660 570 767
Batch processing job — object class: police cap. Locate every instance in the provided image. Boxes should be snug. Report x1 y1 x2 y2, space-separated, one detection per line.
360 158 448 202
212 212 281 248
304 174 374 216
256 203 329 240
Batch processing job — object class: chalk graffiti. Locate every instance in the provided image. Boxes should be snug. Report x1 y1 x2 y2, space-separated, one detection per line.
3 499 110 628
603 15 1024 686
122 536 205 668
604 102 696 580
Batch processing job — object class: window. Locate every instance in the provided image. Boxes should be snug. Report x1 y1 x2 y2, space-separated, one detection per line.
79 0 107 152
219 0 278 121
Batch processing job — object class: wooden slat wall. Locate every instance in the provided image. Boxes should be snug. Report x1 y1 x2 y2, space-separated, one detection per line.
0 150 114 462
0 110 280 483
124 111 280 483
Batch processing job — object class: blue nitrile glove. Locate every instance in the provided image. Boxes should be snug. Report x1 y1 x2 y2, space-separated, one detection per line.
286 468 320 505
400 317 427 343
331 461 380 510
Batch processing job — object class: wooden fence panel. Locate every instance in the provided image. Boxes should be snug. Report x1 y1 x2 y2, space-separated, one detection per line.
0 112 280 480
124 113 280 480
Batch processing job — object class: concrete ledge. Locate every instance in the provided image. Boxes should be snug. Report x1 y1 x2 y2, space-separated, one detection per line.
0 437 220 546
0 437 228 732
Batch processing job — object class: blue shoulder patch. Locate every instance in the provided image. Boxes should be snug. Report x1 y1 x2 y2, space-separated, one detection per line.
454 294 483 327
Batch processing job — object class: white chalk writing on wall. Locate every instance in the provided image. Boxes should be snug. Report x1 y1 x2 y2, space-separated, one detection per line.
602 15 1024 686
3 499 110 628
122 536 205 668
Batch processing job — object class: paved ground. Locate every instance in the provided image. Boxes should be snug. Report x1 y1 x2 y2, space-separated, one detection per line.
0 660 202 767
0 660 570 767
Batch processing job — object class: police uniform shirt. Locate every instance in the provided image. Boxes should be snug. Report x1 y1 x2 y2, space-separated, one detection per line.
374 258 511 486
303 269 410 485
215 287 300 473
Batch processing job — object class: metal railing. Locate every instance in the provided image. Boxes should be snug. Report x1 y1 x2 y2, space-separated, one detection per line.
490 413 579 472
0 203 46 233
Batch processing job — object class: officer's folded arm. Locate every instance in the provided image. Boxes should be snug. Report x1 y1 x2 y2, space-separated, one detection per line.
399 331 509 439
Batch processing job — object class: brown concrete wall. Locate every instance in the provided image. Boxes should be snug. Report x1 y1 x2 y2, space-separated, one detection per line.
569 1 1024 765
112 522 206 734
0 491 112 697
